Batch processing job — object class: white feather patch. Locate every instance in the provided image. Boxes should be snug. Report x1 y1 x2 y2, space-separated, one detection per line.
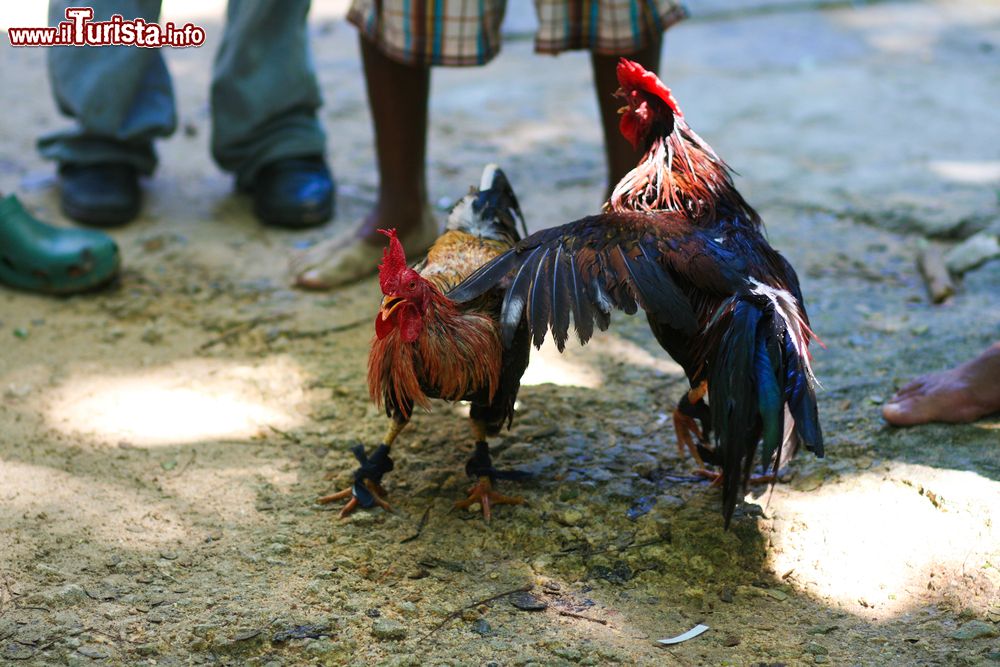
747 277 818 386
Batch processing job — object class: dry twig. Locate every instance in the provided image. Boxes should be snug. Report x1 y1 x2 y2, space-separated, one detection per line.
417 585 532 643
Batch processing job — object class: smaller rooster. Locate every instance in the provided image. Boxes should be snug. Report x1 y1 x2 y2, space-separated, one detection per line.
318 165 532 521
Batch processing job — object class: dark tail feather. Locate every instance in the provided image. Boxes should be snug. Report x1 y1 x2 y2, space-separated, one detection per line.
473 164 527 242
783 334 823 456
709 300 762 526
708 293 822 526
446 164 525 305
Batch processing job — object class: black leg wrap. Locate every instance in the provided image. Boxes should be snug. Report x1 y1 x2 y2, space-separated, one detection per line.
350 444 394 508
465 441 531 482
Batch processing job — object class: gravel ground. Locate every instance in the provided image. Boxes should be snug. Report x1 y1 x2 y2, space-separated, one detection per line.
1 1 998 665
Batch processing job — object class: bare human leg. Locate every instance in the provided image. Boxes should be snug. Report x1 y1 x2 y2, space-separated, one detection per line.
590 40 662 200
294 36 438 289
882 342 1000 426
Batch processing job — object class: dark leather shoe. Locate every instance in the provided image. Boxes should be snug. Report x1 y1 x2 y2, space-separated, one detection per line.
59 163 141 227
252 156 334 229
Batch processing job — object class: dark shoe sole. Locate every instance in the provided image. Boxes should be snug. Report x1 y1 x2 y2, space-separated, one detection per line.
0 251 121 295
254 198 334 229
61 197 140 228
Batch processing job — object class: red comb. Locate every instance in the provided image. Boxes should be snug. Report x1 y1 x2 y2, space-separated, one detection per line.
616 58 682 118
377 228 407 294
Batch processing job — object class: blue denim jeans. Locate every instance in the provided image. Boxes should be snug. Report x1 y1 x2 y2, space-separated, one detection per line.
38 0 327 187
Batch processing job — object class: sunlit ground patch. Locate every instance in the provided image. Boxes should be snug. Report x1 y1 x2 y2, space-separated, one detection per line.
521 338 603 388
766 463 1000 619
43 356 309 447
0 459 189 550
520 333 684 389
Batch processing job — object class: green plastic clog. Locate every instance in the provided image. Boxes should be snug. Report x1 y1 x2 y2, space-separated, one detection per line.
0 194 120 294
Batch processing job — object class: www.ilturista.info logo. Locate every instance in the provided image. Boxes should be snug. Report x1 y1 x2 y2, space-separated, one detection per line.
7 7 206 48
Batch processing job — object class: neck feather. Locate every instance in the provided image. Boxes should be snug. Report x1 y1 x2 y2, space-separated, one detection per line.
609 119 758 225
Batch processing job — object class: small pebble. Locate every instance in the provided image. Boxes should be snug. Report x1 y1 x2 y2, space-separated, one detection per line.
136 643 159 656
371 619 407 641
945 232 1000 275
509 591 547 611
269 543 291 555
807 623 839 635
141 326 163 344
951 620 998 640
557 509 584 526
77 644 110 659
803 642 828 655
765 588 788 601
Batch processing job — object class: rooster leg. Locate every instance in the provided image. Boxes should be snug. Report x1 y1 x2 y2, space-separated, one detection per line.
672 381 710 466
318 420 405 518
453 436 528 523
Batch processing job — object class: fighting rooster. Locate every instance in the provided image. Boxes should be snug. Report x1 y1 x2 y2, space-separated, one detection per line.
449 60 823 523
319 165 532 521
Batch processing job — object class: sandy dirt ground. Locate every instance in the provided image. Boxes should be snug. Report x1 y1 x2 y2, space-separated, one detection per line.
1 0 999 665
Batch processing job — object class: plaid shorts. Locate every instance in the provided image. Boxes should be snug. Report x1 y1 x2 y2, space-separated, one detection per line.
347 0 687 67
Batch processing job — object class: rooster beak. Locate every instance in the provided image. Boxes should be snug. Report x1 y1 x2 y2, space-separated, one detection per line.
380 295 406 319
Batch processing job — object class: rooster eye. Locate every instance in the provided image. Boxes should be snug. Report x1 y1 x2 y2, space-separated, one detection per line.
408 280 416 290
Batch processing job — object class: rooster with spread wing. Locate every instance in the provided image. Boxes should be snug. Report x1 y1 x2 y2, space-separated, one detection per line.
449 60 823 523
319 165 532 521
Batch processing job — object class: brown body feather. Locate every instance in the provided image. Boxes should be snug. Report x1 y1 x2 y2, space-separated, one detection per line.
367 230 510 418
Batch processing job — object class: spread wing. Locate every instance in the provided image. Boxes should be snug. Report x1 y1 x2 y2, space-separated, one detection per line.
448 210 749 351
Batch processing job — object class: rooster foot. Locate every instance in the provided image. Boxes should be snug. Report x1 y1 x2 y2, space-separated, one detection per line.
318 479 392 517
317 443 395 518
673 409 705 466
672 386 711 467
455 441 529 522
454 476 525 523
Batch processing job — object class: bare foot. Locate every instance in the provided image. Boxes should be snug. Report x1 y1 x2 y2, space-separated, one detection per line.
882 343 1000 426
291 204 438 290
